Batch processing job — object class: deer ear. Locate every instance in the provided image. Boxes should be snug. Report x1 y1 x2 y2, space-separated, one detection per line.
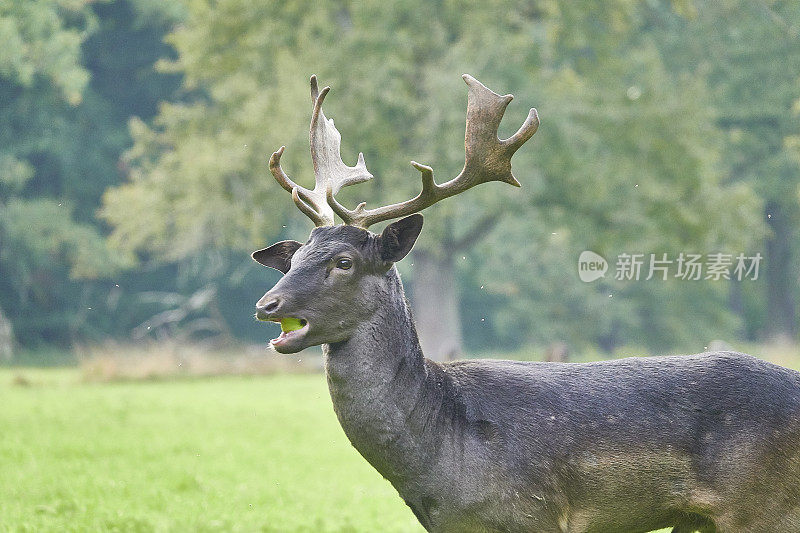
379 214 424 263
252 240 303 274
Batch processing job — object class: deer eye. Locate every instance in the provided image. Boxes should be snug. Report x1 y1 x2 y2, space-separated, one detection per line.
335 257 353 270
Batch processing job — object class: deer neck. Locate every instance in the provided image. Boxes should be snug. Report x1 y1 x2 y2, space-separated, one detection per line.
323 267 451 486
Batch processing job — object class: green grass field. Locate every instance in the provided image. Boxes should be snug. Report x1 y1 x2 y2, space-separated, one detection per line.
0 370 422 532
9 349 794 532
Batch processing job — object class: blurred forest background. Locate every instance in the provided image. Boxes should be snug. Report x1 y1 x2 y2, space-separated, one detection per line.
1 0 799 364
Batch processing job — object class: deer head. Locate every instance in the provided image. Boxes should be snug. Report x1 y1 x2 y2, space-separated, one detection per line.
253 75 538 352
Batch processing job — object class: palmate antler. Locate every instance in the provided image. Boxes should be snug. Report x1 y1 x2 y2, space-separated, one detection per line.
269 76 373 226
270 74 539 229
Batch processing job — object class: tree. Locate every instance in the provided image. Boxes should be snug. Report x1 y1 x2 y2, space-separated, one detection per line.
0 0 182 348
0 0 106 347
102 0 762 357
652 0 800 341
0 304 12 361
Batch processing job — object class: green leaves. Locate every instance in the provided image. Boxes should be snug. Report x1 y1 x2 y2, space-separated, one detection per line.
98 0 775 351
0 154 34 191
0 0 183 346
1 198 132 280
0 0 94 104
0 0 780 351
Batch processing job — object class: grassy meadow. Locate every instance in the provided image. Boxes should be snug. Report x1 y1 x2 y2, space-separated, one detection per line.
2 343 799 532
0 368 422 532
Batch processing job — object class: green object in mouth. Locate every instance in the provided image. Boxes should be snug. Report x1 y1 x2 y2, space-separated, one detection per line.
281 318 305 333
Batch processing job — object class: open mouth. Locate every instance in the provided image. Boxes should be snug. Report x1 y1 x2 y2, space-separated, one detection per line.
268 317 309 347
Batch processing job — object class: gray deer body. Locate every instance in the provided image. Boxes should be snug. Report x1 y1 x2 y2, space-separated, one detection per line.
328 265 800 533
258 225 800 532
327 258 800 533
253 76 800 532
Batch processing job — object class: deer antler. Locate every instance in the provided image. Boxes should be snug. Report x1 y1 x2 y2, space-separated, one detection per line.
269 75 373 226
325 74 539 228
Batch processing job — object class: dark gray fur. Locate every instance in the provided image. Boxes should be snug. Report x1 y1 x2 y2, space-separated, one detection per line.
255 219 800 533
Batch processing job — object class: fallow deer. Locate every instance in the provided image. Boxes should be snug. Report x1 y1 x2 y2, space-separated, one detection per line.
253 75 800 532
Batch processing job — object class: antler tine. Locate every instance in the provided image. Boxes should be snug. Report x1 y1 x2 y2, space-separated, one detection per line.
268 75 373 226
269 146 297 193
326 74 539 228
291 187 326 225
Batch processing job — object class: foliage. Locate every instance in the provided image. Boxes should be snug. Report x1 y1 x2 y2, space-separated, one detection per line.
465 2 768 352
0 0 181 346
650 0 800 338
0 0 94 104
102 0 764 352
0 0 796 352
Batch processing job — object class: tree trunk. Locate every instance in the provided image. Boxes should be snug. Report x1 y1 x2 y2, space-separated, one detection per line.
728 279 746 340
410 250 463 362
764 201 797 341
0 304 14 361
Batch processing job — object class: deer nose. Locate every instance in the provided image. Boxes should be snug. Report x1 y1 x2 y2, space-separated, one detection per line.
256 296 283 321
261 298 281 313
